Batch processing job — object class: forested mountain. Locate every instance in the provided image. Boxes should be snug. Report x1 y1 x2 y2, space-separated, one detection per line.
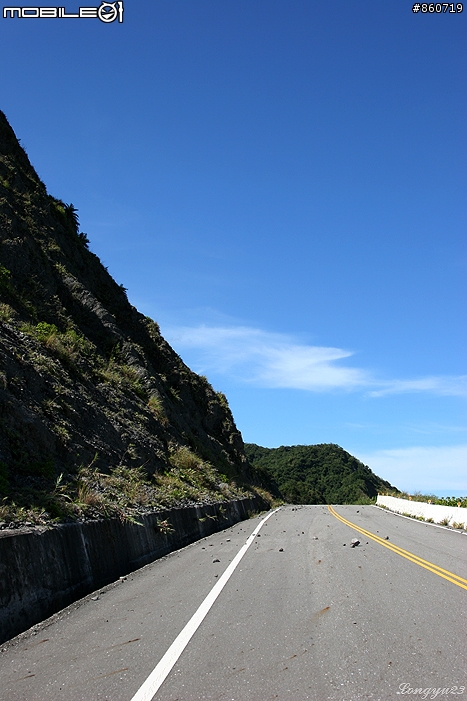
245 443 397 504
0 111 270 525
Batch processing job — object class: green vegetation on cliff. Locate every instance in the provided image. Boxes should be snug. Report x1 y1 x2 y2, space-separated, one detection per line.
0 111 272 525
245 443 397 504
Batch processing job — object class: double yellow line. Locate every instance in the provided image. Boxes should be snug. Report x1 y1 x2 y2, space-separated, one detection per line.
328 505 467 591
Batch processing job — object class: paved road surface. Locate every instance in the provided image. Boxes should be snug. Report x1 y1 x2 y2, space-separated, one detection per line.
1 505 466 701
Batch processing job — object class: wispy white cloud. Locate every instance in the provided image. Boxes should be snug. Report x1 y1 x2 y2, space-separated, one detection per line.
368 376 467 397
346 420 467 436
164 324 467 397
166 325 368 391
355 445 467 494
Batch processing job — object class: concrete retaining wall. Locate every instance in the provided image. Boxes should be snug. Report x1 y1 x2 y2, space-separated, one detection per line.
377 495 467 529
0 496 265 644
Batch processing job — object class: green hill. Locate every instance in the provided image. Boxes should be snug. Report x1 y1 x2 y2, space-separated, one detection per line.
0 111 271 526
245 443 397 504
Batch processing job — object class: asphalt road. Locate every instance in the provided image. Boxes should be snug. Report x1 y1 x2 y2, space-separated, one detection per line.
1 505 466 701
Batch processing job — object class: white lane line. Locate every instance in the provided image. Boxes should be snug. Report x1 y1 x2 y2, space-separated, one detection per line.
129 508 279 701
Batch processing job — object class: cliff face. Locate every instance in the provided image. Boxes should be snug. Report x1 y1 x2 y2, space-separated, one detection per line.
0 111 259 522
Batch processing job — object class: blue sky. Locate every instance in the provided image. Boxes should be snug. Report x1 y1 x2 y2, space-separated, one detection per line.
2 0 466 494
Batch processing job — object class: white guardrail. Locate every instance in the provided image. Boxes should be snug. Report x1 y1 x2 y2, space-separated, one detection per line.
376 495 467 529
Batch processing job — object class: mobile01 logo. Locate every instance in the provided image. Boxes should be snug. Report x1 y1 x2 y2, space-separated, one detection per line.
3 1 124 22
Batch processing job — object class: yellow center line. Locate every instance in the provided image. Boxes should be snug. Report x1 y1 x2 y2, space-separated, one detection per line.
328 505 467 591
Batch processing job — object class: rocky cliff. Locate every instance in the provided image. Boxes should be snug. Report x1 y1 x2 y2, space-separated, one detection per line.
0 111 268 525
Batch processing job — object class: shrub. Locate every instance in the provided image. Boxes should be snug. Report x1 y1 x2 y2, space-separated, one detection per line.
26 324 96 370
0 303 14 322
100 360 147 400
77 232 89 247
169 446 204 472
163 445 239 499
155 518 174 534
216 391 229 409
53 199 66 216
64 203 79 231
34 321 58 341
0 264 12 290
148 394 168 425
452 521 465 530
397 492 467 508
